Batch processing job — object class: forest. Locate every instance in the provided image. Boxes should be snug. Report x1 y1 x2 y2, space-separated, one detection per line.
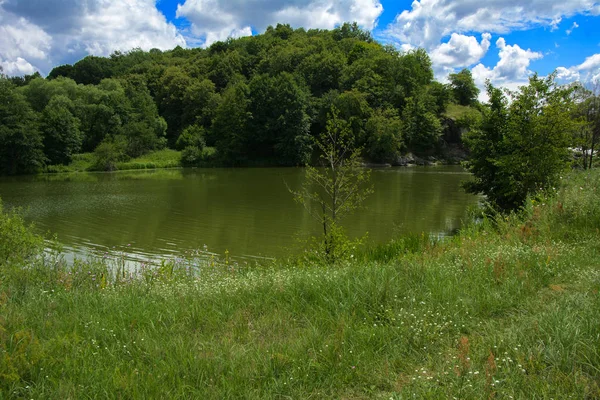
0 23 485 175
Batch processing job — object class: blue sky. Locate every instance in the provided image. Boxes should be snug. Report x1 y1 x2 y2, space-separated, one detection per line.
1 0 599 93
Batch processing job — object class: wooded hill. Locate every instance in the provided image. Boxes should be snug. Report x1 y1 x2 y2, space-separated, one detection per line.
1 23 481 175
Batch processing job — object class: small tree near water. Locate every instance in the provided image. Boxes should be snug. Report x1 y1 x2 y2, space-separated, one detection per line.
291 107 373 263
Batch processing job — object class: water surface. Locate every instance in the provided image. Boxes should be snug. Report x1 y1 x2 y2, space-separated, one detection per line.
0 166 479 260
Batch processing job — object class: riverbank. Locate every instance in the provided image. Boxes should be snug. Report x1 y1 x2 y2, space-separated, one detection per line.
1 170 599 398
40 146 471 174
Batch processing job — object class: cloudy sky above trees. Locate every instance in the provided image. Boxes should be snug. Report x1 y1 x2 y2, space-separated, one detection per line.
1 0 599 92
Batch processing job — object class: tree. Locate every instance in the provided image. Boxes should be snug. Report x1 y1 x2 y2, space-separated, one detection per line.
0 78 45 175
176 125 206 151
247 73 312 165
402 94 442 153
291 107 373 262
464 75 576 211
41 95 82 165
572 82 600 169
449 69 479 106
365 109 403 163
212 83 251 165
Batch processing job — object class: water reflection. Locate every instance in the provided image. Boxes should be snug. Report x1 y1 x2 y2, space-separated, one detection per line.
0 166 479 260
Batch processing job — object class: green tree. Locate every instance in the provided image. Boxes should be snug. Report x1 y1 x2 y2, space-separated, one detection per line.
41 95 82 165
247 73 312 165
449 69 479 106
291 107 373 262
464 75 576 211
176 125 206 151
402 94 442 153
365 109 403 163
0 78 45 175
572 82 600 169
91 138 128 171
212 83 251 165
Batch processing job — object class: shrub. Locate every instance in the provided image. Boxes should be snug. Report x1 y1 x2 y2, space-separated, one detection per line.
176 125 206 151
181 146 203 167
90 138 128 171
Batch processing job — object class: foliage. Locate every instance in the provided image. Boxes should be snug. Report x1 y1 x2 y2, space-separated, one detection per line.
180 146 205 167
41 95 82 165
571 82 600 169
0 26 456 174
247 72 313 165
176 125 206 151
90 138 128 171
212 82 251 165
464 75 576 211
365 109 403 163
0 200 43 267
449 68 479 106
291 107 373 262
402 94 443 153
0 78 45 175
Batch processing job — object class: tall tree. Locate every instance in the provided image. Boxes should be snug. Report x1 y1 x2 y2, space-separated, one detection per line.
247 73 312 165
0 78 45 174
464 75 576 211
449 69 479 106
41 95 82 165
212 83 251 165
402 94 442 153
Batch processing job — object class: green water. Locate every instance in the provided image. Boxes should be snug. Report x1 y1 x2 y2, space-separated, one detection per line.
0 166 479 260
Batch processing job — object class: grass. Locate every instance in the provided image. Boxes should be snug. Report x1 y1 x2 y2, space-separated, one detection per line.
115 149 182 170
1 170 599 398
43 153 95 173
444 103 477 121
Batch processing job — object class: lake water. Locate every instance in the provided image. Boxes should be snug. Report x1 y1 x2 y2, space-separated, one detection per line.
0 166 479 261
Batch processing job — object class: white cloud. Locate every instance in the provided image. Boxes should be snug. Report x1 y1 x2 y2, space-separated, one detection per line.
471 38 543 100
1 57 38 76
385 0 598 49
430 33 491 70
566 21 580 35
176 0 384 47
577 53 600 71
555 66 580 81
555 53 600 84
0 0 185 76
0 15 51 75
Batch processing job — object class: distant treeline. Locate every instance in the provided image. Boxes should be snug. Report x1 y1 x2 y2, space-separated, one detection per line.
2 23 484 175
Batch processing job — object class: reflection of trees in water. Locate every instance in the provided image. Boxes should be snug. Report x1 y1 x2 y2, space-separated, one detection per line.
344 168 479 241
0 167 479 258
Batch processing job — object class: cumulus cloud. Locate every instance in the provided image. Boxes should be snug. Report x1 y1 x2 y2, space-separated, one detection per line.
0 0 185 76
176 0 384 47
555 53 600 83
0 14 52 75
385 0 599 49
430 33 491 70
469 38 543 100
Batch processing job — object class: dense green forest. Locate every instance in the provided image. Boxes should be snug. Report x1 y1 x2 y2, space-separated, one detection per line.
0 23 483 175
0 23 598 182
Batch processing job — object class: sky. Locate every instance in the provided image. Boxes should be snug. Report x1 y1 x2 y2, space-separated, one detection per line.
1 0 600 95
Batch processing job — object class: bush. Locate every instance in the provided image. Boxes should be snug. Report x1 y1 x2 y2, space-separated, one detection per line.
0 200 43 267
176 125 206 151
90 138 128 171
180 146 203 167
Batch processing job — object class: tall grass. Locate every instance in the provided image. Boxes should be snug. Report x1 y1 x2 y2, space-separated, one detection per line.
0 170 599 398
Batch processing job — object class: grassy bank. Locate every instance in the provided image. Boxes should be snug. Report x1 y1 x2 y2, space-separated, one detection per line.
1 170 599 398
43 148 216 174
